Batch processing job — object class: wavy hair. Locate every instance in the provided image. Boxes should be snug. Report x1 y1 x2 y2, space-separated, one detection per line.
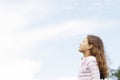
87 35 108 79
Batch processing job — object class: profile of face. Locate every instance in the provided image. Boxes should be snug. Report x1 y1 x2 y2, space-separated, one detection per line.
79 37 92 53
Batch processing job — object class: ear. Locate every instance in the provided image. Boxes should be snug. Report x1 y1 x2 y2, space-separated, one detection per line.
88 44 93 50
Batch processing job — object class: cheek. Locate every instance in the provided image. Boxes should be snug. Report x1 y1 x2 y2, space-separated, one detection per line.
80 44 84 49
80 43 87 50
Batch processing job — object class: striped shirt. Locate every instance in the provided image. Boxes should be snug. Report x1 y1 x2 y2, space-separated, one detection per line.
78 56 100 80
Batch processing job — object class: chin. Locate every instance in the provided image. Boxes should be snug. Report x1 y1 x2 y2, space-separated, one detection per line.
79 49 84 53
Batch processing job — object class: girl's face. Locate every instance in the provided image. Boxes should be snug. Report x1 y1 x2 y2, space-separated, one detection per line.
79 37 89 53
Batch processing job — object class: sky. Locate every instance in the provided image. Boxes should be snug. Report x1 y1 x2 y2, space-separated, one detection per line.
0 0 120 80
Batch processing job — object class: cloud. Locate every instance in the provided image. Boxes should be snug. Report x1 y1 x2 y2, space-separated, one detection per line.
0 55 41 80
11 20 98 54
12 19 120 50
0 0 52 34
19 19 118 43
9 19 119 58
1 17 119 56
1 0 118 57
0 1 48 80
0 0 53 56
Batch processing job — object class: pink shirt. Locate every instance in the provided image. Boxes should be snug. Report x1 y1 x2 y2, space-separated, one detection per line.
78 56 100 80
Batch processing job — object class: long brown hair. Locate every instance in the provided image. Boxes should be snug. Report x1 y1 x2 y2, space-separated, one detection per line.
87 35 108 79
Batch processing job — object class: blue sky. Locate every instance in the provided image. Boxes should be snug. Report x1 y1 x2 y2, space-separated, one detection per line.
0 0 120 80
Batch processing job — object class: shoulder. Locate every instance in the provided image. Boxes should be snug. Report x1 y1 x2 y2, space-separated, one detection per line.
86 56 97 63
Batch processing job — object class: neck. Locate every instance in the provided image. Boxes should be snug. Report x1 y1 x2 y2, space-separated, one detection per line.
83 51 91 57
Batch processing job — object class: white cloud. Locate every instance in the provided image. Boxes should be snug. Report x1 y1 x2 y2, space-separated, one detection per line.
1 0 118 57
0 0 52 34
19 19 118 43
0 18 119 56
0 1 48 80
0 0 52 55
0 54 41 80
11 20 98 54
0 0 56 56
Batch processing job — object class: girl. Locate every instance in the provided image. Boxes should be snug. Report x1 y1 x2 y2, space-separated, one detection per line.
78 35 108 80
